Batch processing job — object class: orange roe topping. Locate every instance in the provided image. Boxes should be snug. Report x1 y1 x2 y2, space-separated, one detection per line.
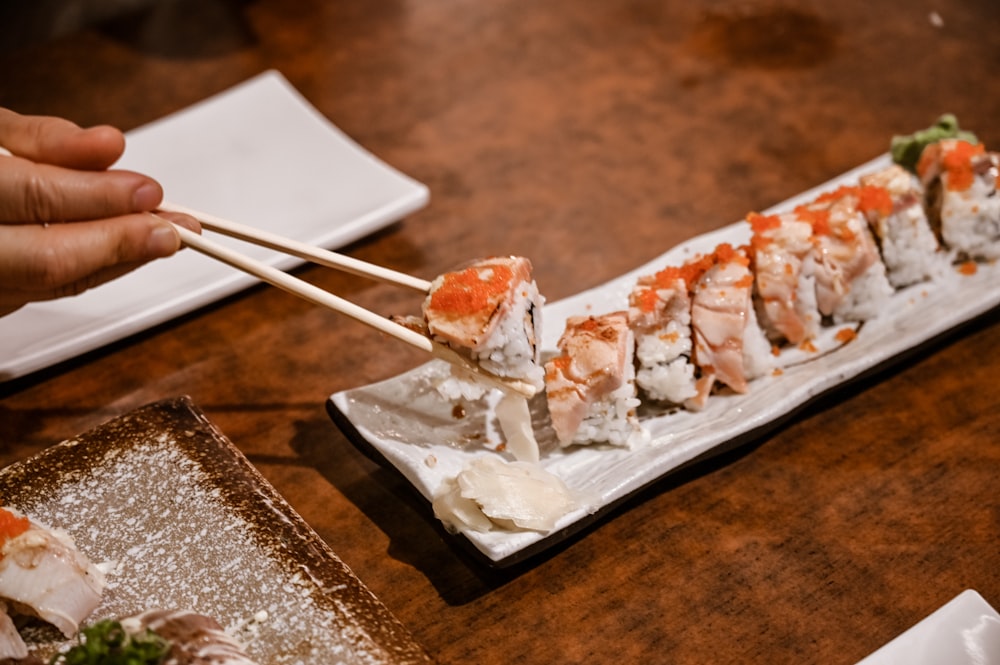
857 185 893 218
735 274 754 289
941 141 985 192
835 328 857 344
748 212 781 233
813 185 858 205
641 243 752 304
958 260 978 276
429 264 514 315
749 233 772 253
660 331 680 343
545 354 573 380
650 254 716 295
799 339 818 353
770 345 781 357
794 205 831 237
772 367 784 376
714 242 738 264
748 213 782 254
634 287 661 313
631 263 698 310
679 255 715 286
575 316 602 333
0 508 30 546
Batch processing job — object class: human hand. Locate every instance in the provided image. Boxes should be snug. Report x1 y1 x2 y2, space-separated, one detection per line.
0 107 200 316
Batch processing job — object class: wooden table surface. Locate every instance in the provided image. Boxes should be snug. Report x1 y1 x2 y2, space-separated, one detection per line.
2 1 999 663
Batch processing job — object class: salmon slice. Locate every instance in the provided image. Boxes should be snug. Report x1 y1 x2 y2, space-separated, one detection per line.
689 246 756 395
544 311 639 446
748 211 819 344
798 188 882 317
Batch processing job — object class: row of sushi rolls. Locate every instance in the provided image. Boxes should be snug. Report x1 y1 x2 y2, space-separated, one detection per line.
0 117 995 659
412 115 1000 535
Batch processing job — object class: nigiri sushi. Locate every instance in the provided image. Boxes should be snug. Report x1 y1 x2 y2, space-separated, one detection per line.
423 256 545 390
917 138 1000 260
0 506 104 638
858 164 944 287
627 267 698 405
687 244 773 409
544 312 643 447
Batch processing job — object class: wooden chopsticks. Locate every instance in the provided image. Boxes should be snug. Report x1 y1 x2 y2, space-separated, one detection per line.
156 207 536 398
159 201 432 293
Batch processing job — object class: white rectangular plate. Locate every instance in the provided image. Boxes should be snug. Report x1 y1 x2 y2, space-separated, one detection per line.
328 154 1000 567
0 70 428 381
856 590 1000 665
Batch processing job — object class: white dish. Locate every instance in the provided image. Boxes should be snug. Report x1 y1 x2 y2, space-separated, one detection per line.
856 590 1000 665
328 154 1000 566
0 70 428 381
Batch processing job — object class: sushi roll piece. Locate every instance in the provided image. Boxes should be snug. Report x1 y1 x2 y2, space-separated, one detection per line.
423 256 545 390
0 507 105 638
917 138 1000 260
748 211 821 345
0 601 28 662
858 164 945 287
687 243 774 409
544 312 643 447
627 267 698 405
796 187 894 322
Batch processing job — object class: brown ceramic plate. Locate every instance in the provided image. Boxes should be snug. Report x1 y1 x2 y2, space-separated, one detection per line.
0 396 433 664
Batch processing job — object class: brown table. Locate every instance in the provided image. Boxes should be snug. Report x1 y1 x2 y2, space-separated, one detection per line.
2 1 999 662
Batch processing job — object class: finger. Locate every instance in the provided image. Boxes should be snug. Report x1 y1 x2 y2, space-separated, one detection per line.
0 213 190 306
0 155 163 223
0 107 125 170
0 259 147 314
156 210 202 235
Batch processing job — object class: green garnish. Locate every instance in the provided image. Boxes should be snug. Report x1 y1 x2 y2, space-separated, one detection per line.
49 620 171 665
890 113 979 173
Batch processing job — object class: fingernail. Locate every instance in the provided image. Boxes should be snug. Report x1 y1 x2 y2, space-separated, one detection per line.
132 183 161 211
147 224 179 257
